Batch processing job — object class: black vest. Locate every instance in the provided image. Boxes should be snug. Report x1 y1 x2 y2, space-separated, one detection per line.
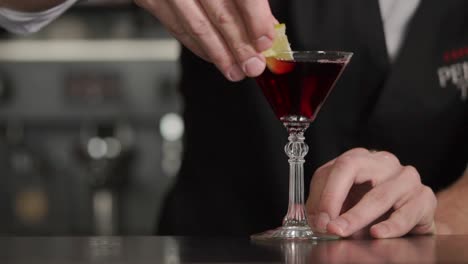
157 0 468 236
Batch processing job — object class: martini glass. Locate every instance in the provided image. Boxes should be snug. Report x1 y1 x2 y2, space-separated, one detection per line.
252 51 352 240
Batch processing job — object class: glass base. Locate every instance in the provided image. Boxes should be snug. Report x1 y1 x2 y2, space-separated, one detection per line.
251 226 340 241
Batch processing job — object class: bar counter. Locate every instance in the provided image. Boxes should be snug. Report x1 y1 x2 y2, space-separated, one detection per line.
0 235 466 263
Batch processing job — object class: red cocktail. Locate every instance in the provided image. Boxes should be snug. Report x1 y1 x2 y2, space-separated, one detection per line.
256 56 347 121
252 51 352 240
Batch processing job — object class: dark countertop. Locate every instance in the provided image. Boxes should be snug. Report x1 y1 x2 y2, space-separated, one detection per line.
0 235 467 263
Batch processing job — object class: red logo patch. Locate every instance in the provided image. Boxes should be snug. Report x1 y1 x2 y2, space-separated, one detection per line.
443 46 468 63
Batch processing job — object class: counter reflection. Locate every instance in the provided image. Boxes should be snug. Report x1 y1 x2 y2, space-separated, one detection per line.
253 236 436 264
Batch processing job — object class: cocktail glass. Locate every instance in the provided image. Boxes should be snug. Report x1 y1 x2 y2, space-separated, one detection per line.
252 51 352 240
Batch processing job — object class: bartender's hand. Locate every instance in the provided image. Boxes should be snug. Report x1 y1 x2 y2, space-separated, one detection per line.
306 148 437 238
135 0 277 81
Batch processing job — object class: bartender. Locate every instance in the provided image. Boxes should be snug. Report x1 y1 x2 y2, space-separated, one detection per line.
2 0 467 238
138 0 468 238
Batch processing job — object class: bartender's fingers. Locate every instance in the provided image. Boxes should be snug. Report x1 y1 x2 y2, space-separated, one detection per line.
199 0 265 77
370 186 437 238
134 0 209 61
168 0 245 82
318 150 401 215
308 149 401 231
327 166 424 237
234 0 276 52
306 161 333 230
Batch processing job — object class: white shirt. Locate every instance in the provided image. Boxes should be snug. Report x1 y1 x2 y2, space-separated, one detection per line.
0 0 77 35
379 0 421 61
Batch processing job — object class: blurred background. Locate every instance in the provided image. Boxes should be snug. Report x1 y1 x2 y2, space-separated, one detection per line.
0 0 183 235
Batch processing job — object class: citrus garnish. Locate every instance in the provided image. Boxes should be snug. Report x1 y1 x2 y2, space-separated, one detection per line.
262 23 294 74
263 24 293 59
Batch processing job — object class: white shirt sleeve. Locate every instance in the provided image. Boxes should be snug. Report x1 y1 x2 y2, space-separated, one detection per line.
0 0 78 35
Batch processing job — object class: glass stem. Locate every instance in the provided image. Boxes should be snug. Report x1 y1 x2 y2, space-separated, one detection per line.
283 122 309 227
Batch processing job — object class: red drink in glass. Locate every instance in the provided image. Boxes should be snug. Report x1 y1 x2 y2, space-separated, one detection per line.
251 51 352 241
256 57 346 122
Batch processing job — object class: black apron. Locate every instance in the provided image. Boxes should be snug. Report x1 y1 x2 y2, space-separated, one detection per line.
157 0 468 236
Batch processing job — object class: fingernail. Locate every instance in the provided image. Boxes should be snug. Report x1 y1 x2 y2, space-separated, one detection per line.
227 64 245 82
315 212 330 232
242 57 265 77
255 36 272 52
372 223 389 237
330 217 349 234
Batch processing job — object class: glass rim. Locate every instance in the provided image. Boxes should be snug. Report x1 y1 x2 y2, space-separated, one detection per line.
275 50 353 55
272 50 353 62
